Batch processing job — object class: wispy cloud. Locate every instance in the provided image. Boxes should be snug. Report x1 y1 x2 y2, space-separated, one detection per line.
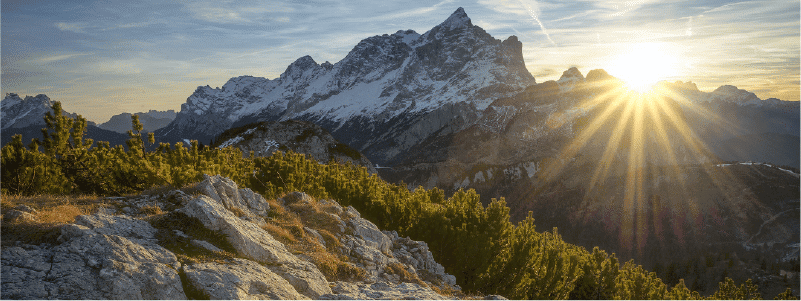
181 0 293 25
55 22 88 34
32 53 92 64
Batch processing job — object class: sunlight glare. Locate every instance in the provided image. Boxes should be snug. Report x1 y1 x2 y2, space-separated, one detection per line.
606 43 680 93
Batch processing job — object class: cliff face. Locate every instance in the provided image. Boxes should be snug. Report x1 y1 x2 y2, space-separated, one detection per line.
1 175 480 300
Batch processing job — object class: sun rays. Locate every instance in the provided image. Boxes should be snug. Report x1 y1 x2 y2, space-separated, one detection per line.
540 77 749 257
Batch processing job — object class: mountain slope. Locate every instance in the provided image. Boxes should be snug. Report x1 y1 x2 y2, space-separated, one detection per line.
155 7 534 164
212 120 377 173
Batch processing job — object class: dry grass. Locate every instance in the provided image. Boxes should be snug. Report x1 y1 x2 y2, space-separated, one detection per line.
229 206 248 217
179 182 205 196
261 222 298 244
139 204 164 216
259 193 369 282
1 193 104 245
385 262 427 287
137 184 177 196
308 251 367 281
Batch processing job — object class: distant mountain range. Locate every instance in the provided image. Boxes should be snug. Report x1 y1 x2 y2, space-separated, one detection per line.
98 110 177 134
0 93 129 147
1 93 177 147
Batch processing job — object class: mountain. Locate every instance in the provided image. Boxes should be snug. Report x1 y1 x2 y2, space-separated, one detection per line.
155 7 535 165
98 110 177 134
1 93 95 130
212 120 377 173
1 93 129 147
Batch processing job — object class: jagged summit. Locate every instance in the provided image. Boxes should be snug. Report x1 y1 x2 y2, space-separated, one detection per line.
2 93 55 130
156 7 535 164
439 7 472 30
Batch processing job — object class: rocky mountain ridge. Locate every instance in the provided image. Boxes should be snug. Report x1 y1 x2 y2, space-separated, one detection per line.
155 7 535 164
212 120 377 173
1 174 480 300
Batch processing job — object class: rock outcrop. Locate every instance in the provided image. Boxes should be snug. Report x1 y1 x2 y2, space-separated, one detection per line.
1 174 468 300
213 120 377 173
2 214 185 300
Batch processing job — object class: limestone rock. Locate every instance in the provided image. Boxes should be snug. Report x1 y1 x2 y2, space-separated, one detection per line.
12 205 37 214
3 209 37 223
74 213 158 242
1 216 186 300
184 258 306 300
191 239 223 253
198 174 270 217
347 211 393 254
321 281 448 300
386 230 457 286
180 194 332 298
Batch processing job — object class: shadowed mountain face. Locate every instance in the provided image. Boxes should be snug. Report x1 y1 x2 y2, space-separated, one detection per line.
377 72 799 296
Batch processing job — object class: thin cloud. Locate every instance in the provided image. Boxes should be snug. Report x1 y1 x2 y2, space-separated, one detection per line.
517 0 557 46
32 53 92 64
55 22 88 34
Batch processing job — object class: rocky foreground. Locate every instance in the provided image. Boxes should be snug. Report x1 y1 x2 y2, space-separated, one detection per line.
1 175 499 300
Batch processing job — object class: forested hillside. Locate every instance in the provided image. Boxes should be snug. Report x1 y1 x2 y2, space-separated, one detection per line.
1 102 795 300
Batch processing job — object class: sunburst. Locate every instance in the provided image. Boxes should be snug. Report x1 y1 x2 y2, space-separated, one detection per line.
539 60 746 257
605 42 681 93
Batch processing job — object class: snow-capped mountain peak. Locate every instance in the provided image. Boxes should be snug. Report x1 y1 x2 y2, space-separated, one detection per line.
156 7 536 164
439 7 472 31
1 93 54 130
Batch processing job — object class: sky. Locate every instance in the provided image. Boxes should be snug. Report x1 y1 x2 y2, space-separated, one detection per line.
2 0 799 123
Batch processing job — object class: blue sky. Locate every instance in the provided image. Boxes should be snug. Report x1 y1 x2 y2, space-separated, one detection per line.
2 0 798 122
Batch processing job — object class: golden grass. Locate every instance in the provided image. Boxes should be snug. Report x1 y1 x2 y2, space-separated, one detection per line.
308 251 367 281
385 262 427 287
37 204 87 224
261 222 298 244
1 193 104 245
139 204 164 216
229 206 248 217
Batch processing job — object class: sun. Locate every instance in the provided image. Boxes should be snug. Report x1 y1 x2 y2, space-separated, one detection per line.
606 43 680 93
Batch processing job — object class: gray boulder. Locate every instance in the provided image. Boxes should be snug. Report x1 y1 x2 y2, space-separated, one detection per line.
184 258 306 300
345 207 393 254
3 209 37 223
386 230 457 286
1 214 186 300
198 174 270 217
321 281 448 300
180 194 332 298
